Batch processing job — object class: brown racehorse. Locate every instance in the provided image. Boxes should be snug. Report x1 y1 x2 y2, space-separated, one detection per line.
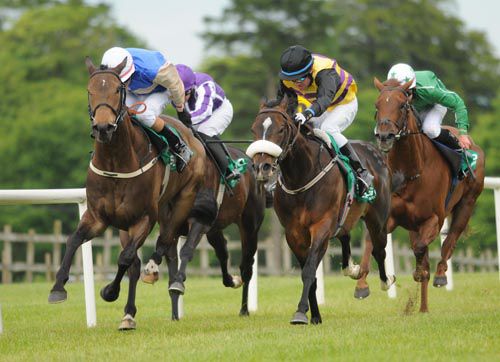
48 57 205 330
143 143 266 320
372 77 485 312
247 98 394 325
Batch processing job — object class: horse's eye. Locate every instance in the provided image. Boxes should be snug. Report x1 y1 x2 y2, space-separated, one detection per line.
278 127 284 134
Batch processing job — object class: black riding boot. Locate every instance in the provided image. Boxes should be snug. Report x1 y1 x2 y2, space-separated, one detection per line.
340 141 374 196
159 126 192 172
434 129 462 150
206 136 241 182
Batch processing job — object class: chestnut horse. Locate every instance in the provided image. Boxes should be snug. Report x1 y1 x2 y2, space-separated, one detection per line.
372 77 485 312
48 57 205 330
247 98 394 325
143 144 266 320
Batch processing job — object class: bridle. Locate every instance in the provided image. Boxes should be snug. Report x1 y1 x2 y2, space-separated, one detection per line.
256 107 302 164
374 86 422 141
87 69 127 130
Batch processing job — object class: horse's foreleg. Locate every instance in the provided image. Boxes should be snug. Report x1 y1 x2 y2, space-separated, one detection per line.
164 241 181 321
291 228 328 325
435 196 477 287
354 229 373 299
308 278 321 325
237 225 259 317
410 225 435 313
169 221 210 295
102 218 153 304
118 255 141 331
49 213 105 303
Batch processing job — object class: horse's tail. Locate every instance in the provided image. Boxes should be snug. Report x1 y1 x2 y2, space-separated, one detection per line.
189 189 218 226
391 170 406 193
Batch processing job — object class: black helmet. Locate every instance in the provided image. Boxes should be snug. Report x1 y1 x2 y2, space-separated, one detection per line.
279 45 313 80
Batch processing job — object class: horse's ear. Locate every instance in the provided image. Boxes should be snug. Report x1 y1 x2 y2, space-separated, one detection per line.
278 94 288 111
402 78 414 91
112 57 127 77
260 97 268 109
374 77 384 91
85 56 96 75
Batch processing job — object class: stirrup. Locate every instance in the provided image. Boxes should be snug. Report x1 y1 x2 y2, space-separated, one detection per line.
173 144 192 172
225 169 241 182
357 170 373 195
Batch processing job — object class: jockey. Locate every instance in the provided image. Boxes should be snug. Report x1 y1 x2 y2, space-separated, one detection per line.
269 45 373 195
101 47 193 172
387 63 471 150
175 64 240 182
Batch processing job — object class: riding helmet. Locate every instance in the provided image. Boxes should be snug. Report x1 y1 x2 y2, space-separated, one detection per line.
279 45 313 80
101 47 135 82
387 63 416 89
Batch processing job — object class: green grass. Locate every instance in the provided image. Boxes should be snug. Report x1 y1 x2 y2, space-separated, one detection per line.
0 273 499 362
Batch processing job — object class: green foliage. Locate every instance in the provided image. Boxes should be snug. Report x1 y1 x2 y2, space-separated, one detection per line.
0 1 145 232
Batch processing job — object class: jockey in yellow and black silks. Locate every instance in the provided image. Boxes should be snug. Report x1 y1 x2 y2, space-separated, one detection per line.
267 45 373 195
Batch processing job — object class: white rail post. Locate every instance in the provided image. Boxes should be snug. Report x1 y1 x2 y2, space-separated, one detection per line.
176 236 186 318
494 188 500 281
316 260 325 305
248 251 258 312
439 218 453 291
385 233 397 298
78 202 97 327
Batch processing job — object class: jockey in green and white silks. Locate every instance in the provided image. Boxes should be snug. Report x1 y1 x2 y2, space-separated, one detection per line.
387 63 471 150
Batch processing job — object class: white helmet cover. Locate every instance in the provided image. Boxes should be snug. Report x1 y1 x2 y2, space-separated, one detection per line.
101 47 135 82
387 63 416 89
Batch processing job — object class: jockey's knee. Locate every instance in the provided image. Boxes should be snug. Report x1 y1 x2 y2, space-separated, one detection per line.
135 112 157 129
328 132 348 148
422 124 441 139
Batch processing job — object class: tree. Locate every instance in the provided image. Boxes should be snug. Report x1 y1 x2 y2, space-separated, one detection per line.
0 1 145 231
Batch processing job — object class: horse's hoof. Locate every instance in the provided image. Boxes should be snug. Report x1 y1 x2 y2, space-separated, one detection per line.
118 314 136 331
381 275 396 291
342 264 361 280
141 272 158 284
310 316 322 325
169 281 185 295
48 290 67 304
171 314 180 321
239 309 250 317
231 275 243 289
354 287 370 299
290 312 308 325
100 284 120 302
433 275 447 287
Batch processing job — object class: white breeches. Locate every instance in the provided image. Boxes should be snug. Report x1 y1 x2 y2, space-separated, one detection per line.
310 97 358 148
193 98 234 137
126 90 171 128
420 104 447 139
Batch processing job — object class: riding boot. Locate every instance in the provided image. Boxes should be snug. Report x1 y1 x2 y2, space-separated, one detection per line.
206 136 240 182
340 141 374 196
159 126 192 172
434 128 462 150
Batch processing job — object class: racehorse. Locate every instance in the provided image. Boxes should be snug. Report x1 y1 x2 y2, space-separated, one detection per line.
246 97 394 324
142 144 266 319
48 57 205 330
372 77 485 312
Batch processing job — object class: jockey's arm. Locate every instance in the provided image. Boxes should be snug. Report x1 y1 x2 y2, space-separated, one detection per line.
189 83 215 124
418 77 469 135
309 69 340 117
154 62 186 110
267 82 297 114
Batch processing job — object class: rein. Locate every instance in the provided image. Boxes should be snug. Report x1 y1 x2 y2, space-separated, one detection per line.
256 108 338 195
88 70 159 179
375 87 422 140
87 70 127 128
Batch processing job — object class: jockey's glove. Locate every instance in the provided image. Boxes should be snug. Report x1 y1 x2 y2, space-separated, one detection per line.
177 109 192 127
294 109 314 125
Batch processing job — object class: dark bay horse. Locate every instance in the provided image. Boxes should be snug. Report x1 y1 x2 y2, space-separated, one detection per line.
247 98 394 325
372 77 485 312
142 145 266 320
48 57 206 330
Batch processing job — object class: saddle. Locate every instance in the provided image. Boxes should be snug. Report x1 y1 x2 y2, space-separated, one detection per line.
431 139 478 180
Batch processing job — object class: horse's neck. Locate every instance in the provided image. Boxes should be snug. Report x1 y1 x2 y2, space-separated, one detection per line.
93 118 143 168
388 121 426 175
279 136 316 187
